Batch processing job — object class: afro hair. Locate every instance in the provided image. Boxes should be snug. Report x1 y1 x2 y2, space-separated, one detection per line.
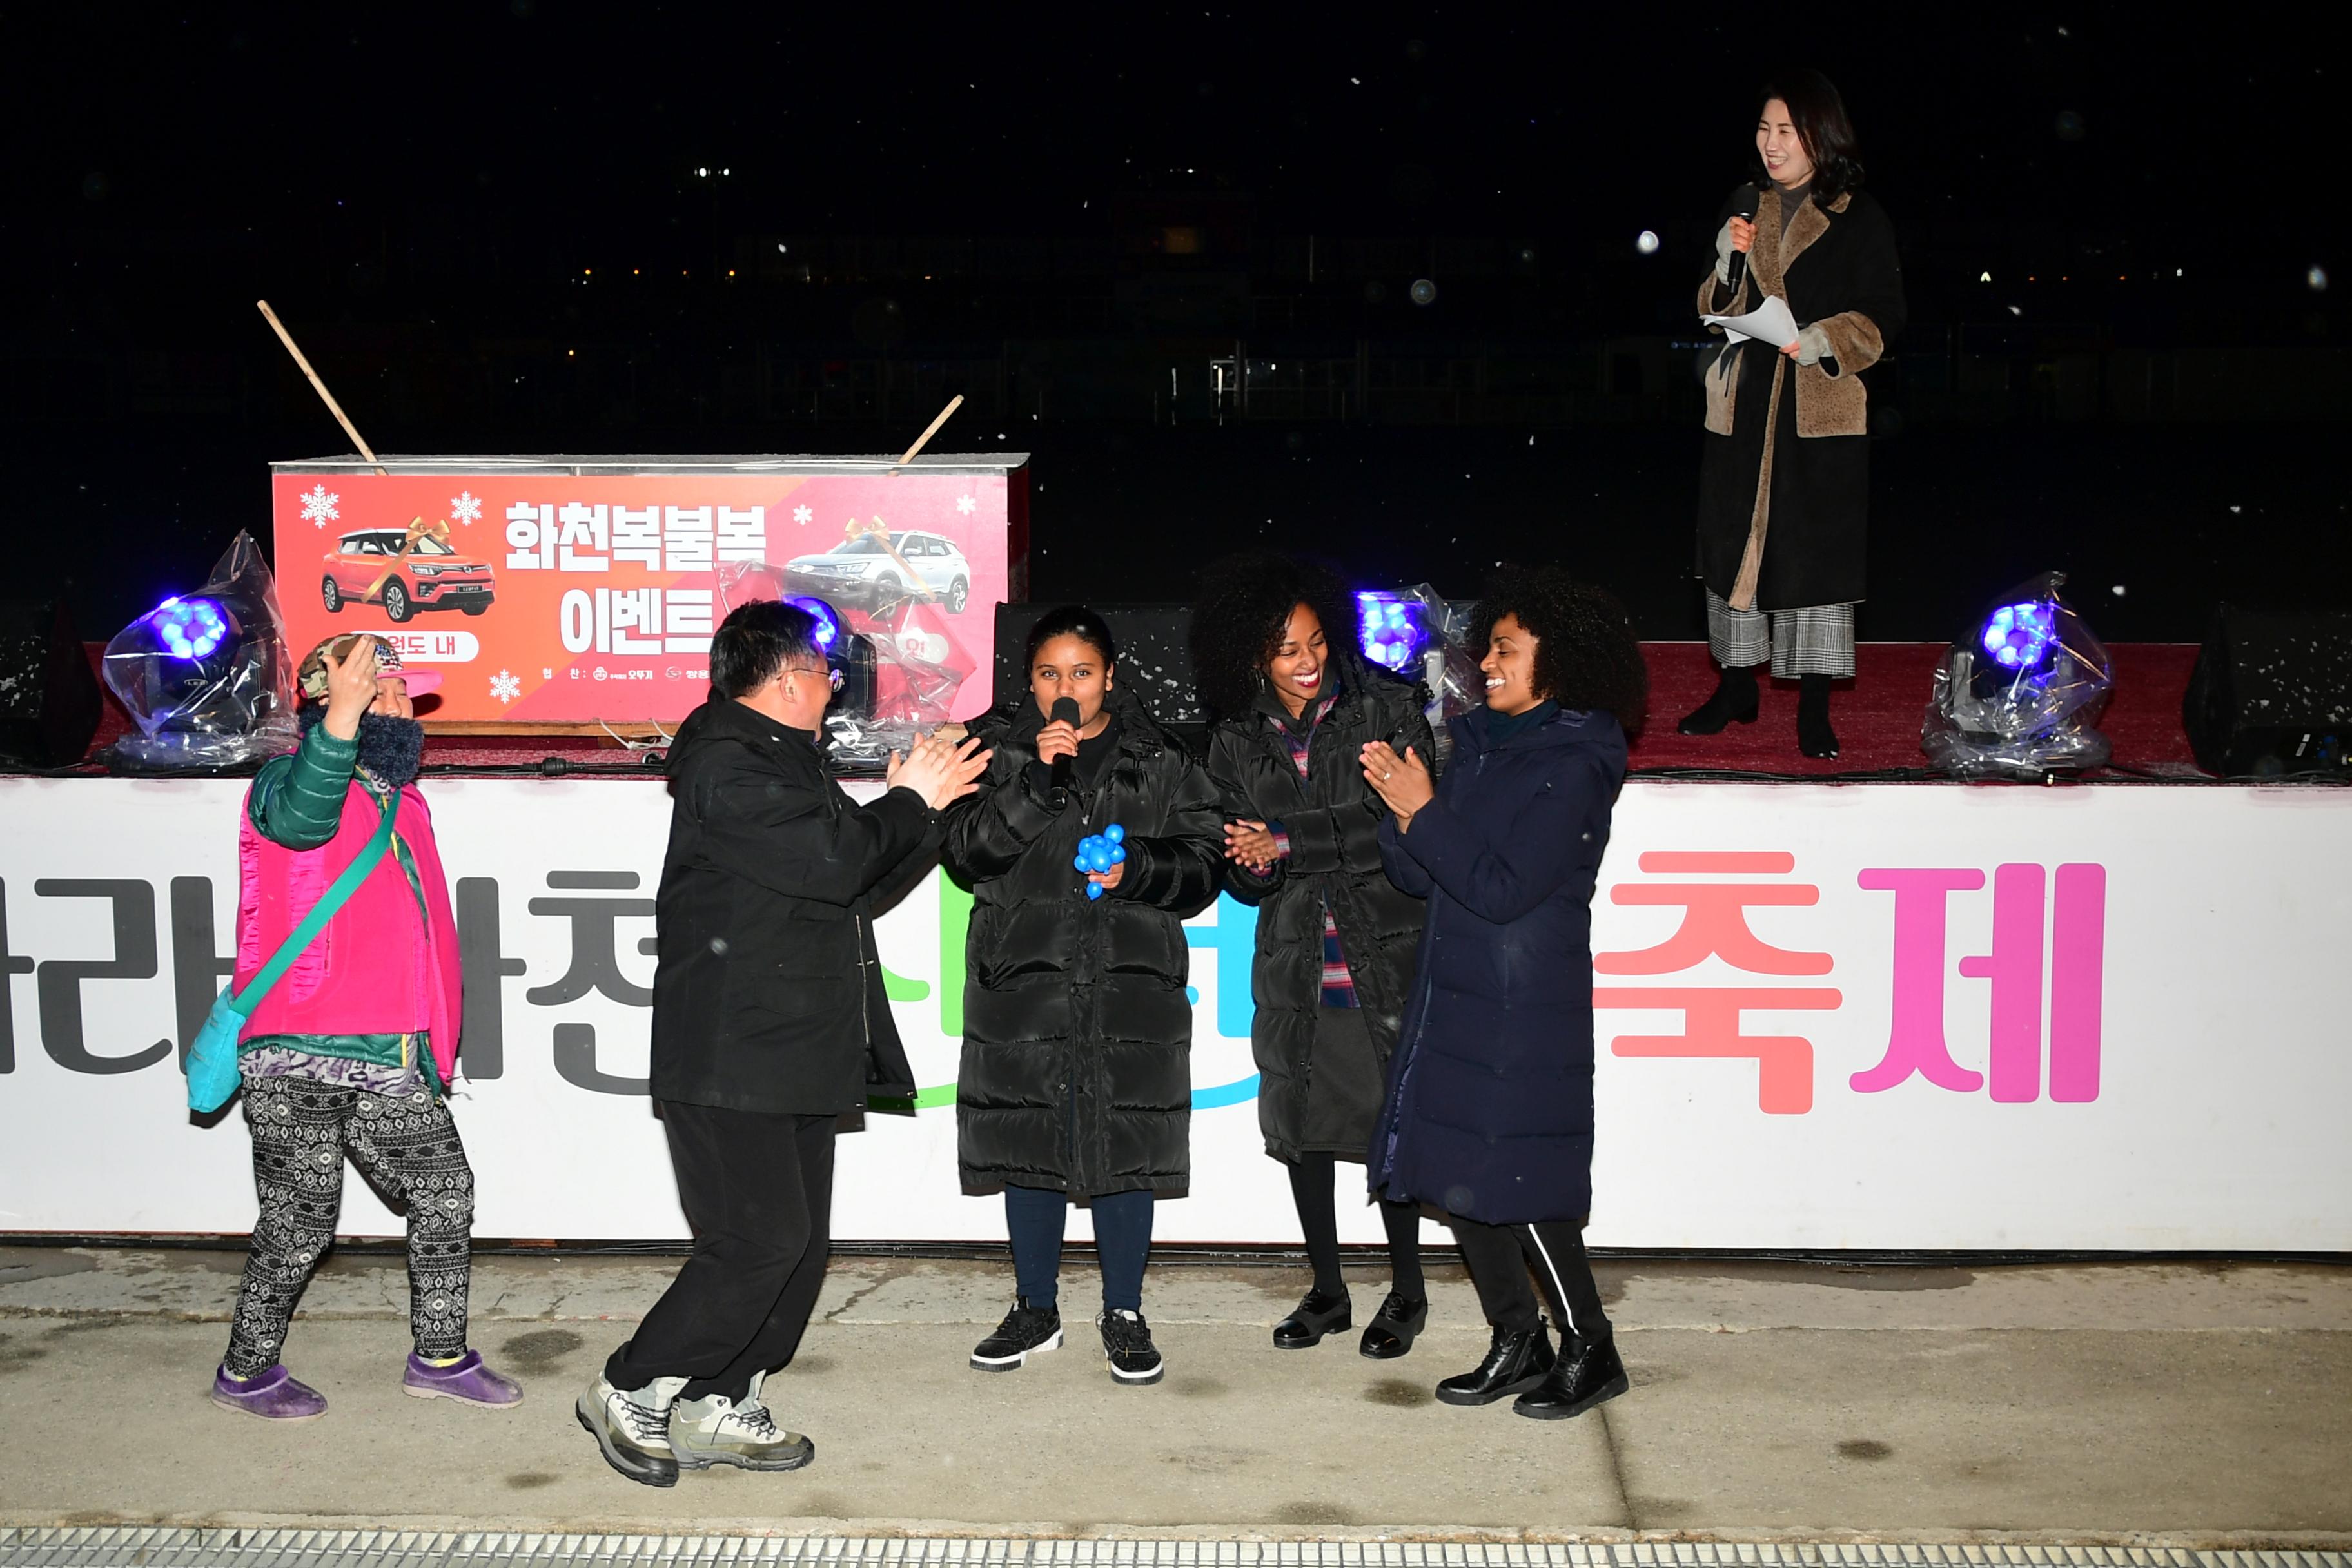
1189 549 1366 721
1469 565 1649 731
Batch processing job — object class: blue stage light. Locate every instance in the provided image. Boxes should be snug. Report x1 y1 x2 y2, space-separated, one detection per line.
787 596 842 651
150 596 229 662
1979 601 2057 672
1356 591 1430 674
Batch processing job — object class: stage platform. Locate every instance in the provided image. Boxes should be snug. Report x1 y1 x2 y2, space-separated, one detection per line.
1629 641 2202 778
70 642 2209 779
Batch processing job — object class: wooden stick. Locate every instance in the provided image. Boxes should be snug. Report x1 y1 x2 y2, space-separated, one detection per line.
257 300 388 477
890 394 964 471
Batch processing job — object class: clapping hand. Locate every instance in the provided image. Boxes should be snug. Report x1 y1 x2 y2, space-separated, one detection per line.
1224 819 1282 873
1358 740 1435 827
889 732 992 810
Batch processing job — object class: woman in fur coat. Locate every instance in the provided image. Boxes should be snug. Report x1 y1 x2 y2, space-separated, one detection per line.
1681 68 1906 760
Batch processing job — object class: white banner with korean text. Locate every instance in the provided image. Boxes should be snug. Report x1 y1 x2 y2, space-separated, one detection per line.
1 777 2347 1251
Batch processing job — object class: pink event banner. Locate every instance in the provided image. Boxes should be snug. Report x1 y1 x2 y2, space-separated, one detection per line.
271 467 1023 723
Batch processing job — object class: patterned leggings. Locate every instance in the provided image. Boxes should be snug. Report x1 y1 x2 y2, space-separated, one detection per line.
224 1074 475 1378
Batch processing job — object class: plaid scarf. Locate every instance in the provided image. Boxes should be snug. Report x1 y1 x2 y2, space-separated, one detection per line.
1268 687 1356 1009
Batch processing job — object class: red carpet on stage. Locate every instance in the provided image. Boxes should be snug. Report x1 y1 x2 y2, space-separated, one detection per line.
79 642 2207 779
1626 642 2203 777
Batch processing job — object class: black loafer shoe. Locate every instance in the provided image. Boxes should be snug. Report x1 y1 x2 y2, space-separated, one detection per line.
1513 1333 1629 1420
1358 1291 1429 1360
1435 1322 1555 1406
1272 1287 1353 1349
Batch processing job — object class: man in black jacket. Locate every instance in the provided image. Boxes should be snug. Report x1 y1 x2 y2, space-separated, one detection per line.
578 600 986 1487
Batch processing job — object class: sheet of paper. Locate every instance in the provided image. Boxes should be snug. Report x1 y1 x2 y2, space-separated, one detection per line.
1702 293 1798 350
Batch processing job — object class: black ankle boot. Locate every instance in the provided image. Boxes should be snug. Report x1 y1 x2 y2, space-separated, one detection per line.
1435 1321 1555 1406
1512 1332 1629 1420
1272 1286 1353 1349
1677 665 1760 735
1796 674 1839 759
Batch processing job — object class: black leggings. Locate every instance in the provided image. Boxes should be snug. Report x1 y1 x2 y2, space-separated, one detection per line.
1286 1153 1426 1299
1449 1214 1611 1348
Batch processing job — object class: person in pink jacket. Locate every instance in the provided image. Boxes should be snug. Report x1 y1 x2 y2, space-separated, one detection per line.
210 632 521 1421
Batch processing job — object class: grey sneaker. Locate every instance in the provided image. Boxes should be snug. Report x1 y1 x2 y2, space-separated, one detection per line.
575 1373 685 1488
671 1373 814 1473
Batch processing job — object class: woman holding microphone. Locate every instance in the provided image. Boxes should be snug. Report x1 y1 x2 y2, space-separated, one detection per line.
1362 565 1647 1420
1193 552 1433 1360
944 605 1226 1387
1681 68 1906 760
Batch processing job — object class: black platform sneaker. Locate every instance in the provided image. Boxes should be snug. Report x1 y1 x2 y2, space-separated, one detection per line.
968 1297 1063 1372
1097 1308 1166 1385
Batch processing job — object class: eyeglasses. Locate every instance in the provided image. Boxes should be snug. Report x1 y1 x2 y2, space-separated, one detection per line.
789 663 845 692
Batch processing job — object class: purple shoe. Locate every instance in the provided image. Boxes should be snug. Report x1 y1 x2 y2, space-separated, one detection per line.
402 1349 524 1407
212 1363 328 1422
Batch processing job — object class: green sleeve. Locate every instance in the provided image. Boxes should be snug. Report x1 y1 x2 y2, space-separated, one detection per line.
246 725 360 850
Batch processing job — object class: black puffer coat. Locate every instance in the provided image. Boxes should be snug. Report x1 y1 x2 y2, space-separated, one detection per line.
1208 672 1432 1162
943 689 1225 1197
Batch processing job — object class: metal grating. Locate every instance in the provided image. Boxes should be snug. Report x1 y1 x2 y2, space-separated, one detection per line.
0 1537 2346 1568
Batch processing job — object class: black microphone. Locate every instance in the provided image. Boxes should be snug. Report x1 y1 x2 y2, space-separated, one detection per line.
1047 697 1081 805
1725 184 1760 291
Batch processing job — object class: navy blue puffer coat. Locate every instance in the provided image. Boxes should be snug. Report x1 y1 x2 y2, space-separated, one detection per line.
1368 702 1626 1224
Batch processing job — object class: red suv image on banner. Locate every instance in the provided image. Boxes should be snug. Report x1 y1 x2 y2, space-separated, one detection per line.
320 529 497 622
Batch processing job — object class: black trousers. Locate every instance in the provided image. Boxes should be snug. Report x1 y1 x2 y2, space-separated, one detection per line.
605 1102 836 1402
1449 1214 1612 1349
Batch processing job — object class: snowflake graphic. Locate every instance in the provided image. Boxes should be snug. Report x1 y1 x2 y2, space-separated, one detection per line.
299 484 340 528
489 669 522 705
449 490 483 525
955 494 978 515
792 504 814 524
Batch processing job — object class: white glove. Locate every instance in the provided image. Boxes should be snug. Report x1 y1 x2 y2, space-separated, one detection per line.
1794 323 1834 368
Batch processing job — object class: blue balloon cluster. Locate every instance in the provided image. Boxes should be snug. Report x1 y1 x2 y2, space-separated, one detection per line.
1073 823 1127 900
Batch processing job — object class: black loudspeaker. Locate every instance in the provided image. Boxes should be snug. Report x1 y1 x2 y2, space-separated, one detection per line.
0 600 103 767
992 603 1204 733
2182 605 2352 777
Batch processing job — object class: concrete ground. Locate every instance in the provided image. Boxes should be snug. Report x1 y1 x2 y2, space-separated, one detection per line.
0 1247 2346 1544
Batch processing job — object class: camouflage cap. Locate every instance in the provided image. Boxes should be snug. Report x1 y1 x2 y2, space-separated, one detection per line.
295 632 442 701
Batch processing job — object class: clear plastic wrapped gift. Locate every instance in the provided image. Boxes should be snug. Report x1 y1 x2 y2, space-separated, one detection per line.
101 531 297 773
716 558 969 770
1922 571 2113 779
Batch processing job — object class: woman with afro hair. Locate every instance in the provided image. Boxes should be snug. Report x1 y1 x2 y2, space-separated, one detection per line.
1193 552 1435 1360
1360 564 1647 1421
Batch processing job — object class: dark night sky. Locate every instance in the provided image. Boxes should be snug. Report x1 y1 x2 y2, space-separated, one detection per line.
5 4 2344 646
10 4 2335 273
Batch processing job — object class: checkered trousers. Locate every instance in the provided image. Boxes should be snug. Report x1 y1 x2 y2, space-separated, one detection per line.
1705 590 1857 678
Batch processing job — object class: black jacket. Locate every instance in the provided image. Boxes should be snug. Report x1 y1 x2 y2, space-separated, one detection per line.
649 697 935 1114
1207 671 1432 1161
943 690 1225 1196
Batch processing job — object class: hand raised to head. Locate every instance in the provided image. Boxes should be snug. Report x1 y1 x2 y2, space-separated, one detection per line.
322 638 382 741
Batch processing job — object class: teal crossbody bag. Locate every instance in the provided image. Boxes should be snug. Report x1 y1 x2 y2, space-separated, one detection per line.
186 792 400 1113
